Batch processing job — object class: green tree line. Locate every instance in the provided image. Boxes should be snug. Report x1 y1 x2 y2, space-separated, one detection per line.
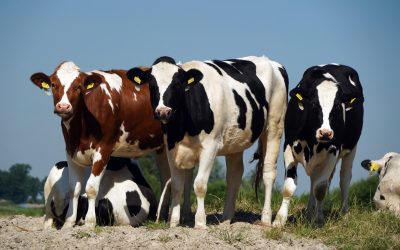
0 164 45 204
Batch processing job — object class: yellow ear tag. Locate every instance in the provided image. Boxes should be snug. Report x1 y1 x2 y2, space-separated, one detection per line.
134 76 142 84
188 77 195 84
369 162 380 173
41 82 50 89
86 82 95 90
296 93 303 101
350 98 356 104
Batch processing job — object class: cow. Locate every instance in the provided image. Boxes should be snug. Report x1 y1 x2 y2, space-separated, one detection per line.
43 157 157 229
127 56 288 228
272 64 364 227
361 152 400 216
30 62 177 228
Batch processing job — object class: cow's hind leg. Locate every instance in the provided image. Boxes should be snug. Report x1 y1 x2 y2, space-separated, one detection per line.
222 152 244 223
340 147 356 214
260 106 285 226
273 145 298 227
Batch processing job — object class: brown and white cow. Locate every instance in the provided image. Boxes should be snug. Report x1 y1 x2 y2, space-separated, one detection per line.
30 62 175 228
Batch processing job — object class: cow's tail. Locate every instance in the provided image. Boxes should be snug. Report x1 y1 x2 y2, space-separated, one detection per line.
156 178 171 223
253 139 264 202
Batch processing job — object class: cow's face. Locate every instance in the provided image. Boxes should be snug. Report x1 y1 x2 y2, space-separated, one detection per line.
290 67 346 144
31 62 84 120
361 153 400 213
127 56 203 124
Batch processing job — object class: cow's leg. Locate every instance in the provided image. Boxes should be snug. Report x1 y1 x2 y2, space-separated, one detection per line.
155 150 171 221
222 152 244 223
310 157 337 226
261 112 285 226
63 155 86 228
169 162 185 228
182 168 193 223
273 145 297 227
193 143 218 229
340 147 356 214
84 150 111 228
306 178 316 220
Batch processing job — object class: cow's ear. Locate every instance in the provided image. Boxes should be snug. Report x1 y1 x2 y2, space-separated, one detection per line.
361 159 382 174
290 67 326 102
127 67 150 86
185 69 203 86
339 72 364 104
30 73 51 94
82 74 102 92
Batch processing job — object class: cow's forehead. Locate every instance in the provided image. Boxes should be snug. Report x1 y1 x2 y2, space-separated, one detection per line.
151 62 180 86
55 61 80 89
316 80 338 106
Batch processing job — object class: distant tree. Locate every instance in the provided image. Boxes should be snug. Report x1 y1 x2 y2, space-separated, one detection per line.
0 164 43 204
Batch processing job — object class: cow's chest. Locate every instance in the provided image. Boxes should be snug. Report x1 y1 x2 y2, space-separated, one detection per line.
171 136 201 169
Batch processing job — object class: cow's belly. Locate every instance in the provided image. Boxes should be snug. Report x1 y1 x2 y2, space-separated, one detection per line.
113 140 159 158
218 125 253 155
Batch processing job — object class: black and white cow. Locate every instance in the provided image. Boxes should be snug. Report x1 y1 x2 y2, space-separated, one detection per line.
273 64 364 227
44 157 157 229
361 152 400 216
127 56 288 228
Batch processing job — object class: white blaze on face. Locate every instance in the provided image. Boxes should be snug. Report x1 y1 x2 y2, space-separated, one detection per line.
56 61 80 106
151 62 179 109
316 80 338 131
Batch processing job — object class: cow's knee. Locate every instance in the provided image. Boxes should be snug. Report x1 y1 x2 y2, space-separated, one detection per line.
194 178 207 198
85 183 97 199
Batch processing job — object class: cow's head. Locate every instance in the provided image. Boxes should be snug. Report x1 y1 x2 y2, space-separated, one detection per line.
30 62 86 120
361 152 400 214
290 66 355 144
127 56 203 124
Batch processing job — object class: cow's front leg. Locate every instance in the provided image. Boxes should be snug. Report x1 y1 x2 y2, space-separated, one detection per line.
273 145 298 227
340 147 356 214
155 150 171 221
310 157 337 226
182 168 194 223
169 163 185 228
194 144 218 229
83 151 110 228
64 155 86 228
222 152 244 223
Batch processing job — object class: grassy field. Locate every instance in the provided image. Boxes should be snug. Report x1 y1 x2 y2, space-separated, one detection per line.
1 175 399 249
0 201 44 217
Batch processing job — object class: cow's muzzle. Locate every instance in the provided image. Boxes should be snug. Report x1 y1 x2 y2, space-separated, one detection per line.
54 103 73 119
316 128 334 143
155 106 172 124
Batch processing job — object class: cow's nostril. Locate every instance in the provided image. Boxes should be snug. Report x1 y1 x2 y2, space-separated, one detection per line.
380 195 385 200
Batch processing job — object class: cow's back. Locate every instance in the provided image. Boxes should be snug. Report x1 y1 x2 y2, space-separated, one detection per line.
180 56 286 154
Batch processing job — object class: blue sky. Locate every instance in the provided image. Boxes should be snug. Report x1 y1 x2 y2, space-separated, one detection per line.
0 1 399 194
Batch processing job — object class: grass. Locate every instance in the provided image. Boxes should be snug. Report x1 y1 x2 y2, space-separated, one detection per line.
0 202 44 217
213 227 245 245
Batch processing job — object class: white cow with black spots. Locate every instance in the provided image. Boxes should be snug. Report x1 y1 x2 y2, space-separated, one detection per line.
127 56 288 228
361 152 400 216
44 157 157 229
273 64 364 227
